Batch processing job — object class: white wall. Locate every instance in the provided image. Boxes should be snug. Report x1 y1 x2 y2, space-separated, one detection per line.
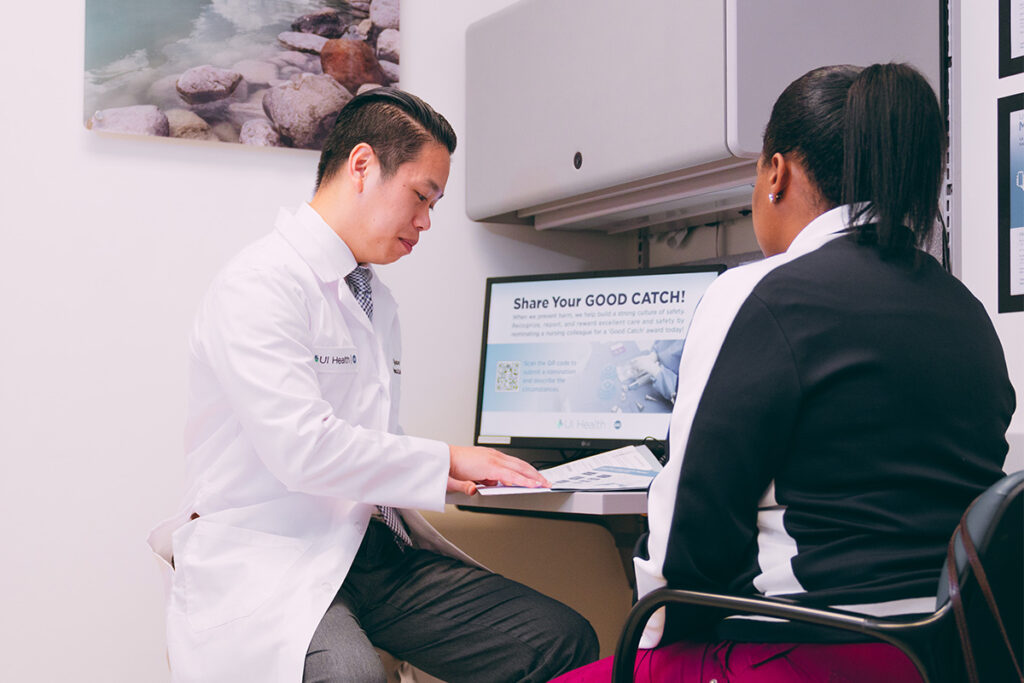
5 3 1019 680
393 2 632 442
0 2 628 680
957 1 1024 471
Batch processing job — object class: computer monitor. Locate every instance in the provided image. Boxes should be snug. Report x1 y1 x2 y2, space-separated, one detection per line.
474 264 726 453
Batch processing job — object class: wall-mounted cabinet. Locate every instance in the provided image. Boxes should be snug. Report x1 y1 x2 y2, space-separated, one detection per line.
466 0 941 234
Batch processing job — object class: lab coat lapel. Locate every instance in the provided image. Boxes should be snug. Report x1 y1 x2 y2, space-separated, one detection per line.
368 269 397 336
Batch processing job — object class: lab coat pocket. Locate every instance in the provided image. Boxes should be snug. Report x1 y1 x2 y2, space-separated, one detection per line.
176 521 310 632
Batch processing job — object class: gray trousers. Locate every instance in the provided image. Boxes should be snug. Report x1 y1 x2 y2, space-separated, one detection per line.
303 519 599 683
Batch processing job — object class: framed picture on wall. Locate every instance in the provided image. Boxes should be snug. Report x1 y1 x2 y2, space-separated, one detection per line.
997 93 1024 312
1000 0 1024 77
84 0 401 149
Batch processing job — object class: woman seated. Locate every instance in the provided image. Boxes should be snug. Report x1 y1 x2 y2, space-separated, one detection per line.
554 62 1015 682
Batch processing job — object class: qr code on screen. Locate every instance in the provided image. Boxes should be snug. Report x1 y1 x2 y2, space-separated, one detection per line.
495 361 521 392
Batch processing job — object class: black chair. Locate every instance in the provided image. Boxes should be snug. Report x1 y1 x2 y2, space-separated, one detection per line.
612 470 1024 683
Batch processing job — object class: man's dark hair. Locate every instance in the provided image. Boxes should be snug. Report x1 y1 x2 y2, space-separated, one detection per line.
315 87 457 191
761 63 947 258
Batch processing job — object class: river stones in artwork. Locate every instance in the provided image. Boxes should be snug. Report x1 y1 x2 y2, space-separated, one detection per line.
165 108 217 140
342 18 373 42
378 59 399 84
292 10 348 38
239 119 282 146
321 39 390 93
263 73 353 148
86 2 399 149
87 105 170 136
176 66 243 105
376 28 399 63
370 0 399 30
231 59 279 88
227 100 269 131
277 31 329 55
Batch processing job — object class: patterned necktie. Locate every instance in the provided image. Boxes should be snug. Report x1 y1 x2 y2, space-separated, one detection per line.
344 266 412 548
345 265 374 322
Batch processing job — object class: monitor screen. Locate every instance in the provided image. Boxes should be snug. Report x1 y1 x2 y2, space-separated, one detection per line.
474 264 725 452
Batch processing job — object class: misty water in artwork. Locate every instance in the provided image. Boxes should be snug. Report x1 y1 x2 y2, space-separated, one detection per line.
84 0 400 148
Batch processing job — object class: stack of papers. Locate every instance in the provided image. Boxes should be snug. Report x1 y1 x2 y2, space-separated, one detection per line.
477 444 662 496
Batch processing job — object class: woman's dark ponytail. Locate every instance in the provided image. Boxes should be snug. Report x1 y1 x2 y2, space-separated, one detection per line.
841 63 947 258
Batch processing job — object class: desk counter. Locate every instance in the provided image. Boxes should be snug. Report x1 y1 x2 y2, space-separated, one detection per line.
445 490 648 516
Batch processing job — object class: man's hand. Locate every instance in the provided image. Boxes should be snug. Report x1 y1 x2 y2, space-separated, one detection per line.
447 445 551 495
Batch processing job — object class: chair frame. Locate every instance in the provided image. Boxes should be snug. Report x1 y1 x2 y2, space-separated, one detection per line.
612 470 1024 683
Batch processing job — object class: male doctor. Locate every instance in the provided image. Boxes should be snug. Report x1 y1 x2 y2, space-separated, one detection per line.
148 88 599 682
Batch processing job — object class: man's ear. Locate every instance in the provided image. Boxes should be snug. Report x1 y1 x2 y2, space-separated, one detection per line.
348 142 375 189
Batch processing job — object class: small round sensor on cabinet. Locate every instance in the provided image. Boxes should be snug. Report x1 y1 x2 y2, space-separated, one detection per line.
573 151 583 169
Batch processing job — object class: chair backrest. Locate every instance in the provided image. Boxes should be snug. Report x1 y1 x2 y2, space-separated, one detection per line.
936 469 1024 682
937 469 1024 605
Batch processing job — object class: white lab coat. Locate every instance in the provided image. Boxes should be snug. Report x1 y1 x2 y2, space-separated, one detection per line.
147 204 476 682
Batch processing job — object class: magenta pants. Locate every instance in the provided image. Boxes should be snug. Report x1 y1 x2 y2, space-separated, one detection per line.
550 640 924 682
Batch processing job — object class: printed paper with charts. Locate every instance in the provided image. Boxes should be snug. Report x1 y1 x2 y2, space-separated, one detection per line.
477 445 662 495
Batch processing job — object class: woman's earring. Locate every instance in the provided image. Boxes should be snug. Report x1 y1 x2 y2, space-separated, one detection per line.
768 192 782 204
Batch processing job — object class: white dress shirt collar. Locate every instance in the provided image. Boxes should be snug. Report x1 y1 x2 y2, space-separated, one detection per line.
786 203 869 256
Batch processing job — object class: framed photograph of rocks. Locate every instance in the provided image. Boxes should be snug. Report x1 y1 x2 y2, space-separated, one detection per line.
84 0 400 149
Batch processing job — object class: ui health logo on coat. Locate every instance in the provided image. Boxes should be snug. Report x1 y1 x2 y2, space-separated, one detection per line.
313 348 357 373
